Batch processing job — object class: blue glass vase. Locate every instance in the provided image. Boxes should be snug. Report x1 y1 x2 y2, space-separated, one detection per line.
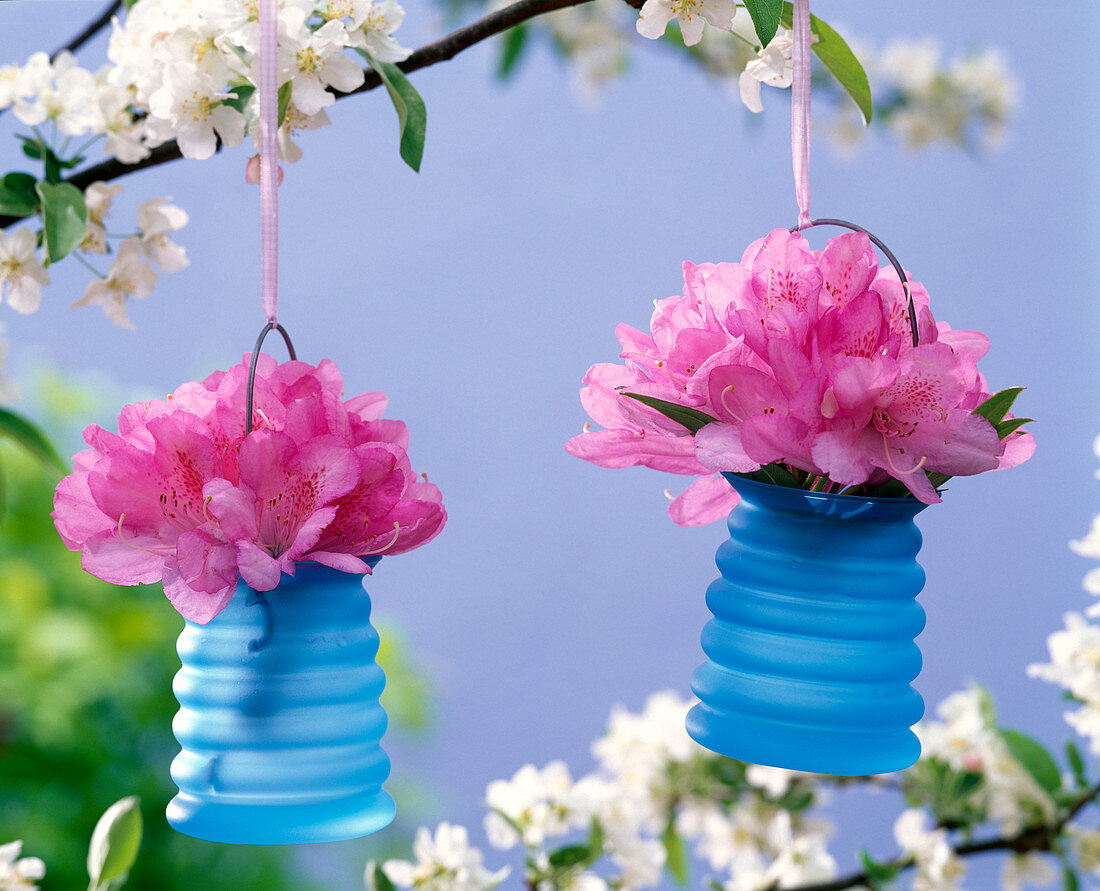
686 474 929 775
166 563 395 844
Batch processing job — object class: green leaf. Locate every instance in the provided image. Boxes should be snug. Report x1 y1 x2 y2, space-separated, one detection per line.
1064 867 1080 891
995 417 1033 440
497 25 529 80
0 408 67 474
548 820 604 871
1065 740 1087 788
367 863 397 891
548 844 593 869
859 849 901 882
775 786 814 811
277 81 293 126
20 137 43 161
1001 728 1062 794
975 387 1025 426
620 392 717 434
743 0 782 47
87 796 142 889
0 173 40 216
662 816 689 886
358 49 427 173
733 463 802 489
222 83 256 114
35 181 87 264
780 5 872 124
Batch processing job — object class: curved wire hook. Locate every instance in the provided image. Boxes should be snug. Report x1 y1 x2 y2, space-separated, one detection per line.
245 321 297 433
792 218 920 348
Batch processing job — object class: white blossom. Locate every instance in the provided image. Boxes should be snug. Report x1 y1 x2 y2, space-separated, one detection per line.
544 0 632 102
592 690 701 800
635 0 737 48
147 63 246 160
484 761 575 850
739 30 794 113
0 228 49 315
917 685 1056 833
1067 824 1100 875
567 775 665 887
81 182 124 256
894 809 967 891
1001 852 1058 891
71 238 157 329
0 841 45 890
136 197 190 272
277 7 365 116
12 52 100 136
321 0 412 63
379 823 508 891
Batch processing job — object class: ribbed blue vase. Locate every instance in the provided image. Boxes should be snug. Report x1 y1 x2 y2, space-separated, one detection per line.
686 474 929 775
166 564 395 844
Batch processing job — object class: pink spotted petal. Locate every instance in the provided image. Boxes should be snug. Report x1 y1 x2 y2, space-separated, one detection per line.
817 232 878 311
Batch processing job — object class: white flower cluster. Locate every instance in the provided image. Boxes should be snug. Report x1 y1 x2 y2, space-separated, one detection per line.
534 8 1017 154
0 1 410 164
110 0 409 161
0 184 188 328
833 38 1019 153
0 841 45 891
1030 439 1100 763
379 692 836 890
916 685 1057 836
370 823 509 891
893 809 967 891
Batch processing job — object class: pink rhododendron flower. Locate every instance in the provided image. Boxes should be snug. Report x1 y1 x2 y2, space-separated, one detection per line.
566 228 1033 525
53 355 446 624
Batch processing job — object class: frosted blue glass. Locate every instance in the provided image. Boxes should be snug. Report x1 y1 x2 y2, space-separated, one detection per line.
166 564 395 844
686 475 929 775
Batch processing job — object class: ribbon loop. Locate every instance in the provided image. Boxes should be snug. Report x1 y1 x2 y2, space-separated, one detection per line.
791 0 812 229
258 0 279 323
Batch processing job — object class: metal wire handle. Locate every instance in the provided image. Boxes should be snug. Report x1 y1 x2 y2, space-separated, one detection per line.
245 321 297 432
792 218 920 348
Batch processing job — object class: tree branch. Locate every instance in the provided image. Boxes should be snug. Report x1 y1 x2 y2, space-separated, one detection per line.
784 780 1100 891
0 0 610 229
50 0 122 62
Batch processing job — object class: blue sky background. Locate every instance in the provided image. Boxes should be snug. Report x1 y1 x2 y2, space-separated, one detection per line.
2 1 1100 888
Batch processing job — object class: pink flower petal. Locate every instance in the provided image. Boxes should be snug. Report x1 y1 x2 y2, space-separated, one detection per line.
667 474 739 527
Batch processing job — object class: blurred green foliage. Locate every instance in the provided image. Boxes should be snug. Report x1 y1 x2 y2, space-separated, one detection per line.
0 381 433 890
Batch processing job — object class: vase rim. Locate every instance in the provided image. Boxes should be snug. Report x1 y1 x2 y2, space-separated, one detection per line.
721 473 929 520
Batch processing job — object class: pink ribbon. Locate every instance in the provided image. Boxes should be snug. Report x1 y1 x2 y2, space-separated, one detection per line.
258 0 279 322
791 0 811 229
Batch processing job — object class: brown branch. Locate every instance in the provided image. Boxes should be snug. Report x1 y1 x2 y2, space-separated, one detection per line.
784 780 1100 891
0 0 608 229
50 0 123 62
